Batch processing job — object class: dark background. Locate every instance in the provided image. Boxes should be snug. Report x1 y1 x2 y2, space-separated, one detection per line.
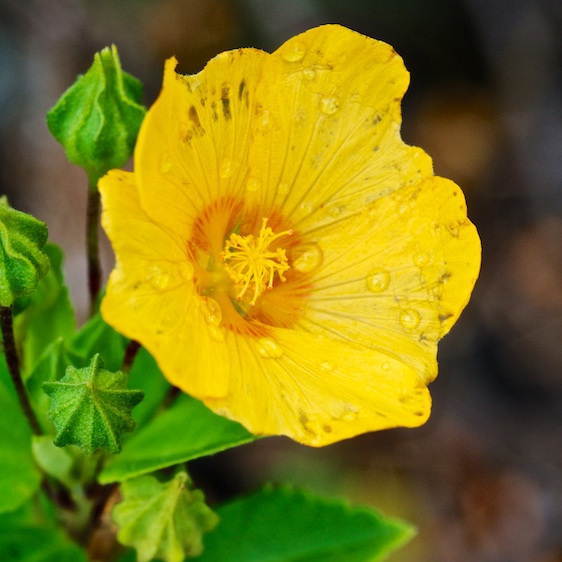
1 1 561 560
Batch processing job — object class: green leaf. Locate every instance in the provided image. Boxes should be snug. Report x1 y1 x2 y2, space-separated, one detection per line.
0 501 87 562
46 45 146 185
0 355 41 514
69 312 127 371
99 394 256 484
26 338 74 431
0 197 49 307
113 471 219 562
42 354 144 454
13 243 75 376
196 485 415 562
31 436 78 489
127 347 170 428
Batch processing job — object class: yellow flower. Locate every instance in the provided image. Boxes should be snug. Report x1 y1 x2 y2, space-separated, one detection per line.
100 25 481 446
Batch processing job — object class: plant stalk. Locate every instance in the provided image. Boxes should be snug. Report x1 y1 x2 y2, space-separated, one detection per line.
0 305 42 434
86 184 102 315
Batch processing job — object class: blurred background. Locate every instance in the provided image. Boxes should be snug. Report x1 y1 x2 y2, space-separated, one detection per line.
1 0 561 560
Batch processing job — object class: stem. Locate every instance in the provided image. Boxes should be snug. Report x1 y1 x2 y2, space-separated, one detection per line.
0 305 42 435
86 185 102 315
121 340 141 373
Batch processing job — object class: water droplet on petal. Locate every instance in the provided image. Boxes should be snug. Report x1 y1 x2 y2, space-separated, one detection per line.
320 361 335 373
399 309 421 331
341 404 358 421
278 182 290 195
202 297 222 326
414 252 431 267
256 337 283 359
382 361 391 371
293 244 323 273
302 68 316 80
208 325 225 342
160 152 172 174
246 177 261 192
179 261 194 282
256 108 271 131
147 264 170 290
366 268 390 293
321 96 339 115
282 41 306 62
219 158 233 179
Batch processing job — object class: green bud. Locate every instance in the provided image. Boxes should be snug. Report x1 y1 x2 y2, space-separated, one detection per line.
0 197 49 307
42 354 144 454
47 45 146 186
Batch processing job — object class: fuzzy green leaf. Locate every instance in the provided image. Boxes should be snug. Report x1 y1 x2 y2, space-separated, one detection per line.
47 45 145 185
13 243 75 376
0 356 41 513
0 198 49 307
113 471 219 562
196 485 415 562
99 393 256 484
42 354 144 454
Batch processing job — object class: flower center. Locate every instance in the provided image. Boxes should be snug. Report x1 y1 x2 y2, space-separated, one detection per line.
221 218 293 305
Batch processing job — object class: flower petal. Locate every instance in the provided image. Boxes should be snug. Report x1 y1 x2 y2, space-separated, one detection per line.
135 50 268 233
198 328 430 447
296 176 481 382
244 24 432 227
100 171 232 397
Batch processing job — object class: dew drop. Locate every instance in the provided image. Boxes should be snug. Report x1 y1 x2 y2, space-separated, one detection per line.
414 252 431 267
321 96 339 115
320 361 335 373
160 152 172 174
256 109 271 130
302 67 316 80
255 337 283 359
202 297 222 326
399 309 421 331
366 268 390 293
278 182 290 194
282 41 306 62
382 361 391 371
147 264 170 290
246 177 261 193
208 325 225 342
179 261 194 282
293 243 323 273
219 158 233 179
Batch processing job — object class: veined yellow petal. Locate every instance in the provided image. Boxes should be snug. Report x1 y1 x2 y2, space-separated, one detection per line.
199 328 430 447
135 50 268 233
296 176 481 382
100 170 231 397
245 25 433 228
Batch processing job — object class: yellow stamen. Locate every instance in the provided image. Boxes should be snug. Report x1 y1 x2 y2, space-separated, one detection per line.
222 218 292 305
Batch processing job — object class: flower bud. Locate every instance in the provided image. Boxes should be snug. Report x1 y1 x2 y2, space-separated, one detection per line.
47 45 146 186
0 197 49 307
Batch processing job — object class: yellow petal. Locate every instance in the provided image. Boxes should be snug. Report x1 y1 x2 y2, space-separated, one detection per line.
135 50 268 233
199 328 431 447
245 24 433 228
99 170 232 397
297 176 481 382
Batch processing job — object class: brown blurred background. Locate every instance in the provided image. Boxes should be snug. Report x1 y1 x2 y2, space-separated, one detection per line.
1 1 562 560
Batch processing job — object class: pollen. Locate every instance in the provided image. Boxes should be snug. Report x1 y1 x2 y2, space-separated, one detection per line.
222 218 293 305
